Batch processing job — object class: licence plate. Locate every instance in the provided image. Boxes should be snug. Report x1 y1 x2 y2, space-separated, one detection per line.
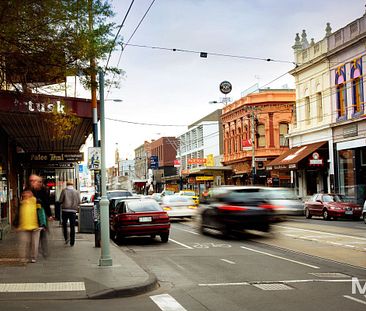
345 210 353 215
139 217 152 222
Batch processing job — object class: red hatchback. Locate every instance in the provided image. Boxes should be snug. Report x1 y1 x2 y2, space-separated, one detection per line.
304 193 362 220
109 198 170 242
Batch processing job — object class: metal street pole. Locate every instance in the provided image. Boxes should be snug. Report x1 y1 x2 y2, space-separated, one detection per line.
98 70 112 266
251 109 256 185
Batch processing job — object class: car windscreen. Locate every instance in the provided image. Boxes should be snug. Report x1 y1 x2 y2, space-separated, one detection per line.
323 194 343 202
107 191 132 199
126 200 163 212
181 191 196 196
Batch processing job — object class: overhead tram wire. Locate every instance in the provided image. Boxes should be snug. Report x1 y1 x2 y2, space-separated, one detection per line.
104 0 135 72
106 0 157 98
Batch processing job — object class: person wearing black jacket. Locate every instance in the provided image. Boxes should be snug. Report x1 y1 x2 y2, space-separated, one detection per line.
29 174 52 258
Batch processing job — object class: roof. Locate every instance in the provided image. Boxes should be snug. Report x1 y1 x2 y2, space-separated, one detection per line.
266 141 327 169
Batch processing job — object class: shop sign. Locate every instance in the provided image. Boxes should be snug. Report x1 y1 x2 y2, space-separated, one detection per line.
181 169 190 175
266 166 273 170
174 159 181 167
196 176 214 181
188 158 206 165
150 155 159 169
274 165 288 169
29 152 84 162
343 124 358 138
288 164 297 169
255 158 267 162
242 139 252 151
309 152 323 166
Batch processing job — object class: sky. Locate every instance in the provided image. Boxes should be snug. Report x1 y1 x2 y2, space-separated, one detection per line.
80 0 366 167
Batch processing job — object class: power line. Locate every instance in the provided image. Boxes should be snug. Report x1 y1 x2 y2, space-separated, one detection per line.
121 42 296 65
106 117 187 127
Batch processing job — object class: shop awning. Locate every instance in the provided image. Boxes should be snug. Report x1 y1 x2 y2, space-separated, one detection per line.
266 141 327 170
0 90 96 153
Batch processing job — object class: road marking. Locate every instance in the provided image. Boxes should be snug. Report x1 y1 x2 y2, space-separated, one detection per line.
199 282 250 287
150 294 187 311
343 295 366 305
0 282 85 292
221 259 236 264
240 246 320 269
275 225 366 241
174 226 199 235
169 239 193 249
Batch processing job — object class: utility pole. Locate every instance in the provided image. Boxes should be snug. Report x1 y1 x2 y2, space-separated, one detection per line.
89 0 101 247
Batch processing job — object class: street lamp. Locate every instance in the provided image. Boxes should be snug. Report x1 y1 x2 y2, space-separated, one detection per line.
98 69 112 266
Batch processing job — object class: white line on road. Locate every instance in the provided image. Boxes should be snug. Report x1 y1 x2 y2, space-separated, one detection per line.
343 295 366 305
220 259 236 264
169 239 193 249
240 246 320 269
150 294 187 311
173 226 200 235
275 225 366 241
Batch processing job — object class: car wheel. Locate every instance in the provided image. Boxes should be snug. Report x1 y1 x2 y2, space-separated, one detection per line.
322 209 330 220
305 208 312 219
160 233 169 243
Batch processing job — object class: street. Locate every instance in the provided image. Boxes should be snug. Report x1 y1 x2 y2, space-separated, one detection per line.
2 216 366 311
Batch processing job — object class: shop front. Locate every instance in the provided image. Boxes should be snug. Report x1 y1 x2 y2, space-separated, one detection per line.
266 141 329 199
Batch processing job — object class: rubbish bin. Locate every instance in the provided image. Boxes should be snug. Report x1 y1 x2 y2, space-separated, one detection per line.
78 203 94 233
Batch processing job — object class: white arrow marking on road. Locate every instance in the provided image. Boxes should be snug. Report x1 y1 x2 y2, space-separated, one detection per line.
221 259 236 264
240 246 320 269
151 294 187 311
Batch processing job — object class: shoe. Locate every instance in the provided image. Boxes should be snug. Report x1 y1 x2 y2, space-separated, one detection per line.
30 259 36 263
65 239 70 245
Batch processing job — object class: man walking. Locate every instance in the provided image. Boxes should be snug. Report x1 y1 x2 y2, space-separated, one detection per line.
59 181 80 246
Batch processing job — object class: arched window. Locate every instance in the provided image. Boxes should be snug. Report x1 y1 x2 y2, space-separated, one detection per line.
336 65 347 119
279 123 289 147
257 124 265 148
351 58 364 114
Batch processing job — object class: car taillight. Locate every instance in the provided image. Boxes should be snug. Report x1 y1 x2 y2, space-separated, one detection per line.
218 205 248 211
259 203 276 210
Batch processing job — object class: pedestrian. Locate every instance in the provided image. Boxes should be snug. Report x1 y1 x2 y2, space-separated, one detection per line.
59 181 80 246
17 189 42 263
29 174 52 258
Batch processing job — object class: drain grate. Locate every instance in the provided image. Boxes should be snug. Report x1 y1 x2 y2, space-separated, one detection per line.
310 272 350 278
253 283 293 291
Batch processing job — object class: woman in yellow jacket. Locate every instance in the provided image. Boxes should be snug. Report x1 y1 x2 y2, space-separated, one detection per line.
18 189 42 263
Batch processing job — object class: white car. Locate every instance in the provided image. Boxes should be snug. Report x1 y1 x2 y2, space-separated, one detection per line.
161 195 198 219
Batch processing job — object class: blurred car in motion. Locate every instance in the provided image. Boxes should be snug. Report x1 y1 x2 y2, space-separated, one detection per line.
199 186 275 236
150 192 163 203
109 198 170 242
161 195 198 219
107 190 133 200
304 193 362 220
363 201 366 224
177 190 200 205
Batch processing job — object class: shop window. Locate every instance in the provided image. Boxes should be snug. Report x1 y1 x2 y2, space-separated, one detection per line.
335 65 347 120
279 123 289 147
351 58 364 115
257 124 265 148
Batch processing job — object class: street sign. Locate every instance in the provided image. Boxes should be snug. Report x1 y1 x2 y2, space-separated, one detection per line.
219 81 232 94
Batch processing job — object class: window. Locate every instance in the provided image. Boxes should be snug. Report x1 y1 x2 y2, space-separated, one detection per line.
305 96 310 124
336 65 347 119
316 92 323 122
279 123 289 147
257 124 265 147
351 58 363 115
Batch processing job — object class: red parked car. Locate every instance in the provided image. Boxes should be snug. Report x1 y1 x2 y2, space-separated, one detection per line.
110 198 170 243
304 193 362 220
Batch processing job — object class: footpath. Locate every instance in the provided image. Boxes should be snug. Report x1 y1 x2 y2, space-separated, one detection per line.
0 221 158 300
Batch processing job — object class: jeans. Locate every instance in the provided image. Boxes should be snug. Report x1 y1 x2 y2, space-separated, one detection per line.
62 211 76 246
